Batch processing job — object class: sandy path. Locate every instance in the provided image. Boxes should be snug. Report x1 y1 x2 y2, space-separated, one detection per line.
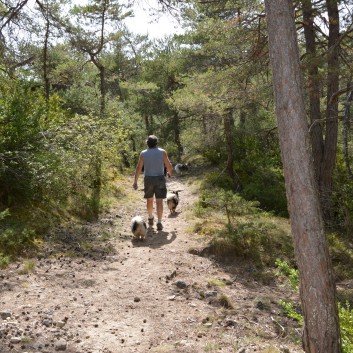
0 175 303 353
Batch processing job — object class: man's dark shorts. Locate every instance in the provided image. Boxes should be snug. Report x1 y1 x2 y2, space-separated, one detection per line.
144 176 167 199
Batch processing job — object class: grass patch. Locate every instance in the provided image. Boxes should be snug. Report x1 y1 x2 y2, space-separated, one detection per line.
18 259 37 275
100 231 113 241
203 342 220 352
259 347 280 353
218 294 234 309
208 278 226 287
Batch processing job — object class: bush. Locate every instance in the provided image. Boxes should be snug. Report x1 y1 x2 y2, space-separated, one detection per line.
339 301 353 353
0 253 10 269
0 79 47 205
203 171 235 190
275 258 299 291
241 167 288 216
0 226 36 255
0 76 130 217
279 300 303 323
194 188 289 264
195 187 260 228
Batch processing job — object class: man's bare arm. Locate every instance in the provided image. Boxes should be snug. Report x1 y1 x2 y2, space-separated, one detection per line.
133 154 144 189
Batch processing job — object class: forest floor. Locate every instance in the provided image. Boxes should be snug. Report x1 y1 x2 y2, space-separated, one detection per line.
0 171 305 353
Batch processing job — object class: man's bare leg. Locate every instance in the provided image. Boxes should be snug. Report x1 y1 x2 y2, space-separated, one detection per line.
156 198 164 229
147 198 154 222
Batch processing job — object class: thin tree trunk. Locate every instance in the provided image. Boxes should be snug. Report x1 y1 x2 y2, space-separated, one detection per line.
131 136 136 153
264 1 341 352
36 0 51 107
43 18 50 104
343 80 353 179
224 109 237 187
91 156 102 220
173 113 183 162
320 0 340 221
89 54 106 119
238 110 246 160
99 65 106 119
302 0 324 179
143 115 154 135
143 114 150 134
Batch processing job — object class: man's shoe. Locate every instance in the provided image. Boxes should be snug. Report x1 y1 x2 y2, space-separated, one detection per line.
156 222 163 231
148 217 154 226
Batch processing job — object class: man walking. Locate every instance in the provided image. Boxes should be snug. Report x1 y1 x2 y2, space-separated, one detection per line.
133 135 173 231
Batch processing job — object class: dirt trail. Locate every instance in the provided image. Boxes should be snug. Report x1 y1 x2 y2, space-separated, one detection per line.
0 175 303 353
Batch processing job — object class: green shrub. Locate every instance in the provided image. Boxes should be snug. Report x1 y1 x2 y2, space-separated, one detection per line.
339 301 353 353
0 227 36 255
195 187 293 265
0 253 10 268
203 171 235 190
275 258 299 291
279 300 303 323
195 187 261 231
241 167 288 216
0 75 130 227
0 209 10 221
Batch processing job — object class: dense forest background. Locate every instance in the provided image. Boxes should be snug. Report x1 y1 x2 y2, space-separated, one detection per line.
1 0 353 351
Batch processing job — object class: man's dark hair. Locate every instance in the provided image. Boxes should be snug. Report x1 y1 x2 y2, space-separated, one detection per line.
146 135 158 148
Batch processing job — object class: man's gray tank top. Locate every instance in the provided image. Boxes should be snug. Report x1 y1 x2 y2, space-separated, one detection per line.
141 148 164 176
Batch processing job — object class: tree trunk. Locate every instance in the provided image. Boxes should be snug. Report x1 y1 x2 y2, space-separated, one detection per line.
264 1 341 352
173 113 183 162
302 0 324 179
343 81 353 179
91 155 102 220
99 65 106 119
238 110 246 160
224 109 237 187
320 0 340 221
43 18 50 105
143 115 153 135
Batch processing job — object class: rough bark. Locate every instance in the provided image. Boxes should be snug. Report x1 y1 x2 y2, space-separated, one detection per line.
320 0 340 221
343 81 353 179
302 0 324 178
264 1 341 352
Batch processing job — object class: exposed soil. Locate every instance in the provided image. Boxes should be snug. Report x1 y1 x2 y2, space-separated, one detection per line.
0 174 304 353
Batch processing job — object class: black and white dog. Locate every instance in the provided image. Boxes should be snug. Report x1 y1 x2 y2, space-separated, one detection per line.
174 163 189 175
130 216 147 240
166 191 179 214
